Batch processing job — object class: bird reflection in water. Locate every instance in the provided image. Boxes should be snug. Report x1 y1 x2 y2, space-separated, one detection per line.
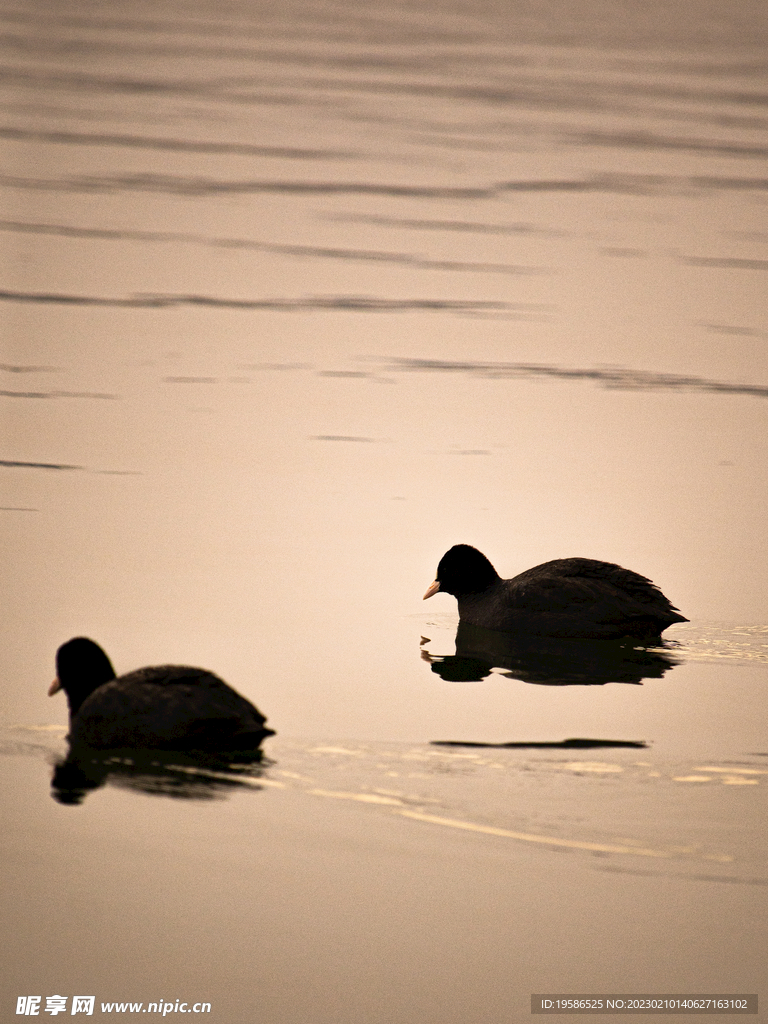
51 749 269 806
422 621 681 686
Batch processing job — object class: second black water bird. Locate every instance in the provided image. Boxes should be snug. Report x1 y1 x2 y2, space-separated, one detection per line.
424 545 687 640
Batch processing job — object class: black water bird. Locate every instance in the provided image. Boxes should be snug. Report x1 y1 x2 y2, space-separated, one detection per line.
49 637 274 752
424 545 687 640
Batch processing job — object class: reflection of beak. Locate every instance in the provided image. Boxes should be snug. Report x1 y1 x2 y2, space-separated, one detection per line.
48 678 62 696
423 580 441 600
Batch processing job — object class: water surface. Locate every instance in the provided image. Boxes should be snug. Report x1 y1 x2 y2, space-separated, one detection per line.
1 0 767 1019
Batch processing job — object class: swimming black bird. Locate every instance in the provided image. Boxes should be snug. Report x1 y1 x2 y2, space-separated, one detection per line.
424 545 687 640
49 637 274 751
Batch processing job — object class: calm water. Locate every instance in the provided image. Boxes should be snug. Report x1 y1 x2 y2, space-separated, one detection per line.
2 0 767 1020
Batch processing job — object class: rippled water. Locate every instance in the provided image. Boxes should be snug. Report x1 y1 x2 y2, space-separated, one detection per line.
2 0 767 1020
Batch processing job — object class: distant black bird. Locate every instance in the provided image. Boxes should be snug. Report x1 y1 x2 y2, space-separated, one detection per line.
50 637 274 751
424 545 687 640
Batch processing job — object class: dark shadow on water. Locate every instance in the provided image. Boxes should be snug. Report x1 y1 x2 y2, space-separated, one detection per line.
51 747 270 806
423 622 681 686
431 737 648 749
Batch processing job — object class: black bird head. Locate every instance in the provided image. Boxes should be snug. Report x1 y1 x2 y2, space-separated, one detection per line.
424 544 501 599
50 637 117 717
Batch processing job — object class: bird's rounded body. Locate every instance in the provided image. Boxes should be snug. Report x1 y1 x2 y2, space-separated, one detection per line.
51 638 273 752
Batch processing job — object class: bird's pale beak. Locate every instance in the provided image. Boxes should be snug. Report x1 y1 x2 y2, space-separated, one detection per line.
48 678 62 696
423 580 441 600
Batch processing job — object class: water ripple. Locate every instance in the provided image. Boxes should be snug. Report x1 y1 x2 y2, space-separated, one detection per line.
2 171 765 200
10 61 764 118
0 290 528 315
0 362 59 373
0 172 491 199
567 129 768 160
0 458 139 475
375 357 768 398
0 458 82 470
0 389 117 399
682 256 768 271
328 213 565 236
310 435 381 442
0 126 358 160
701 323 766 338
0 219 545 275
